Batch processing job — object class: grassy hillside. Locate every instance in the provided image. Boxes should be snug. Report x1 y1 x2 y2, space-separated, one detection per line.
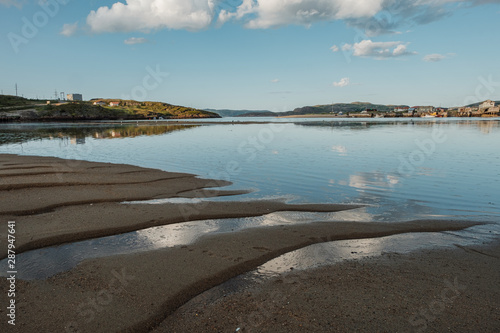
0 95 44 107
0 95 28 107
1 96 220 120
37 103 131 120
93 100 220 119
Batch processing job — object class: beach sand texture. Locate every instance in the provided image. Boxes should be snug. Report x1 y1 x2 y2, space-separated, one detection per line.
0 154 498 332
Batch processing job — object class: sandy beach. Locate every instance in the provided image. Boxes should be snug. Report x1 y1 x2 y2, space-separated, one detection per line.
0 154 498 332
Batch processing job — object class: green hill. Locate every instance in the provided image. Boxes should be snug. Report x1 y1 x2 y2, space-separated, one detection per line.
1 96 220 120
37 103 131 120
284 102 408 115
0 95 32 107
204 109 275 117
91 99 220 119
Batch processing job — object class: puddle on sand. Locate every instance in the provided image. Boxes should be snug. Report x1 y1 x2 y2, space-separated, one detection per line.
151 224 500 313
0 209 369 280
197 227 500 306
1 209 498 281
255 223 500 277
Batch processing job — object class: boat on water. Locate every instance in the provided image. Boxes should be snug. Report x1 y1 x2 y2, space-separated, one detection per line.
423 112 439 118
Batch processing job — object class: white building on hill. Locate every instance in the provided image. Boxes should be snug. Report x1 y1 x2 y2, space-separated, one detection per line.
67 93 83 101
479 100 495 109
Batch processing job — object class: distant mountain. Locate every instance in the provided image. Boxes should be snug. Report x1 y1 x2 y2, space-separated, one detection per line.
235 111 277 117
284 102 409 116
204 109 275 117
205 103 417 118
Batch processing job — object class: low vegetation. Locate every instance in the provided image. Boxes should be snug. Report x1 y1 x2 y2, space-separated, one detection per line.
0 95 220 120
94 99 220 119
0 95 33 107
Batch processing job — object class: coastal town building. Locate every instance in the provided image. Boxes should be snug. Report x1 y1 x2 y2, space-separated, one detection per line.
486 106 500 115
67 93 83 101
480 100 495 109
93 101 106 106
416 106 434 113
478 100 499 115
458 100 498 117
109 102 120 107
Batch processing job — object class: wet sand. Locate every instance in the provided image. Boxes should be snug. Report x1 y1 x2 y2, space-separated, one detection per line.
0 154 497 332
159 243 500 333
0 154 359 258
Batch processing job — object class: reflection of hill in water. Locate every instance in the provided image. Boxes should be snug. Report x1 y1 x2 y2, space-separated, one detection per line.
0 124 199 145
296 121 425 131
296 120 500 132
461 120 499 134
92 125 198 139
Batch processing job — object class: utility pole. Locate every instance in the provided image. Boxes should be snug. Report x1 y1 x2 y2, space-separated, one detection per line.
54 89 58 100
15 83 18 96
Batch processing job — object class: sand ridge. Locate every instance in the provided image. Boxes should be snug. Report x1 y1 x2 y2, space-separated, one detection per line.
0 154 495 332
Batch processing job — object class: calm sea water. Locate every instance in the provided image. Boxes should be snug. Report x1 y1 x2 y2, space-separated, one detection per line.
1 118 499 279
1 118 499 220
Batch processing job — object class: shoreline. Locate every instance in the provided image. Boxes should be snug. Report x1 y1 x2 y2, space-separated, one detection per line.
1 115 499 125
159 241 500 332
278 114 500 119
0 154 498 332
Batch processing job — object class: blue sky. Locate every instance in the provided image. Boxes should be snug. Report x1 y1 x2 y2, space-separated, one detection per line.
1 0 499 111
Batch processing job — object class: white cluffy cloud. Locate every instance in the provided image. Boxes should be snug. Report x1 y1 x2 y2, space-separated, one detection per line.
77 0 499 34
423 53 456 62
423 53 446 62
86 0 216 33
271 78 280 83
124 37 149 45
60 22 79 37
217 0 500 33
333 77 350 87
342 40 416 59
218 0 256 25
330 45 340 52
220 0 384 28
